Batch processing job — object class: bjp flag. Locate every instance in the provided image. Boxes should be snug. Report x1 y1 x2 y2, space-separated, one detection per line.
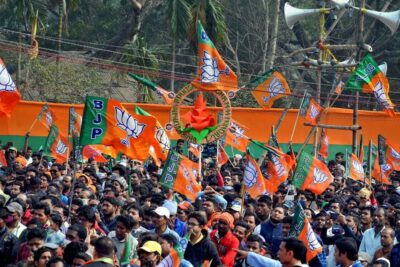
217 144 229 166
43 125 72 163
160 150 201 202
244 153 274 198
80 96 156 161
386 141 400 171
191 21 238 92
293 151 333 195
225 119 250 152
318 129 329 159
347 153 365 182
86 144 117 159
0 58 21 117
82 145 109 163
300 94 324 126
37 104 57 130
265 149 291 193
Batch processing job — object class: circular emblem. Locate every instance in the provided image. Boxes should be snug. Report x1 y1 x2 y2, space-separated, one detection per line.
170 84 231 144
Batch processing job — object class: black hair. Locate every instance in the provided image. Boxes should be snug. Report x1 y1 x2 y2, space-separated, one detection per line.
160 233 178 247
77 206 96 224
246 234 263 248
101 196 120 207
63 242 88 265
257 195 272 207
234 221 250 233
33 247 52 261
127 203 143 218
243 211 260 225
115 215 135 230
93 236 115 258
68 224 87 241
73 252 91 262
282 216 293 224
27 228 46 241
50 213 63 228
34 203 51 215
335 237 358 261
46 257 65 267
282 237 307 263
187 211 207 226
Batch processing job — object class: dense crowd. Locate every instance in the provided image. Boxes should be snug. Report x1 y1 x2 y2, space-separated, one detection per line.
0 140 399 267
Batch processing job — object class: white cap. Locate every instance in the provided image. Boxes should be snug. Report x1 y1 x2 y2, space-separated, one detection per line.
153 206 170 219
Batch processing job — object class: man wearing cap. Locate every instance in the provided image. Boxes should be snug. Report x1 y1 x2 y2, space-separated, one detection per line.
112 176 128 194
6 201 26 238
138 241 162 267
151 206 181 242
210 212 239 267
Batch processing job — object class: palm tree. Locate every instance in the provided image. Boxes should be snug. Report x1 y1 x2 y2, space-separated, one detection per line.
167 0 192 92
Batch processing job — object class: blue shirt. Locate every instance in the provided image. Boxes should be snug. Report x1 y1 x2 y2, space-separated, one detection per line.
359 227 384 256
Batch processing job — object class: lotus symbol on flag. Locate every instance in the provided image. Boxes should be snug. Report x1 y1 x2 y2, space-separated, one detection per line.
306 224 322 251
352 160 364 174
115 107 146 146
313 168 329 184
200 51 229 83
310 104 320 119
373 81 391 109
271 154 286 177
244 160 258 188
262 77 283 105
381 163 391 172
230 122 245 138
155 127 170 150
391 148 400 160
0 64 16 92
55 140 68 155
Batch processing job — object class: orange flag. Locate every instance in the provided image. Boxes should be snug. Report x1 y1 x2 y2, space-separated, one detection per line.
265 149 291 193
191 21 238 92
0 58 21 117
217 144 229 166
318 129 329 159
372 158 393 185
80 96 156 161
300 95 324 126
87 144 117 159
293 151 333 195
82 145 109 163
43 125 72 164
37 104 57 130
226 119 250 152
188 143 200 158
244 153 274 198
160 150 201 202
347 153 365 182
386 141 400 171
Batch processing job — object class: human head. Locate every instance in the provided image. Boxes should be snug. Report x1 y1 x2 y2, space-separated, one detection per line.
158 233 178 257
243 212 259 232
334 237 358 265
282 216 293 237
101 197 120 218
278 238 307 265
217 212 235 235
66 224 87 243
233 221 250 242
33 203 51 225
360 206 374 226
93 236 115 259
246 234 263 253
380 227 395 248
72 252 92 267
373 208 387 228
33 247 52 267
270 205 285 224
46 257 66 267
256 195 272 221
138 241 162 267
115 215 135 240
27 228 46 253
187 211 207 236
152 206 170 230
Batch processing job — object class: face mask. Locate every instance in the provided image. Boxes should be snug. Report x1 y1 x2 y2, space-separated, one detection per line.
5 215 14 224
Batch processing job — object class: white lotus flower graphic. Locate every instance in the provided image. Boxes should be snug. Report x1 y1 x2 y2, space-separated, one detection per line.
0 64 16 92
230 121 245 138
373 81 391 109
381 163 391 172
391 148 400 160
115 107 146 146
55 140 68 155
200 51 229 83
310 104 320 119
352 160 364 174
244 160 258 188
306 224 322 251
155 127 170 150
271 154 286 177
313 167 329 184
262 77 284 105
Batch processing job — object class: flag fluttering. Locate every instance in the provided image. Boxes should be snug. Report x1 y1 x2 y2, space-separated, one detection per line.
38 104 56 129
82 145 109 163
347 153 365 182
251 70 291 109
160 150 201 202
299 94 323 126
69 107 82 136
244 153 275 198
225 120 249 152
80 96 156 161
318 129 329 159
289 203 323 262
0 58 21 117
292 151 333 195
191 21 238 92
371 135 393 184
43 125 72 163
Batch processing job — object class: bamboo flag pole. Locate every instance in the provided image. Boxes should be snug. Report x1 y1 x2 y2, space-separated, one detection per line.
290 90 308 142
368 139 372 186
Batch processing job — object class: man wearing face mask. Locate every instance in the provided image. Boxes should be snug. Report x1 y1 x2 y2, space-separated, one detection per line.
0 208 18 265
138 241 163 267
5 201 26 238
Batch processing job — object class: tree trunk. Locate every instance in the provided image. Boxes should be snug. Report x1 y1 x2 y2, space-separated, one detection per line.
261 0 269 72
170 38 176 93
266 0 279 70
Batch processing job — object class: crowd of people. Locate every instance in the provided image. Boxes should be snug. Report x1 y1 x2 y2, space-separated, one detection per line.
0 140 399 267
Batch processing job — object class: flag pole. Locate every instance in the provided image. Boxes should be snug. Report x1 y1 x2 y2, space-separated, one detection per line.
65 147 70 175
220 144 235 167
290 90 308 142
368 139 372 185
198 145 203 183
26 117 38 134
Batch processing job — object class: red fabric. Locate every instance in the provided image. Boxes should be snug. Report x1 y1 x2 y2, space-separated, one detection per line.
22 209 33 225
210 229 239 267
217 172 224 187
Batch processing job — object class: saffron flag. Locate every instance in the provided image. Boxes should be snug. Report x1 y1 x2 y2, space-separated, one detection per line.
191 21 238 92
128 72 175 105
289 203 323 262
318 129 329 159
371 135 393 184
43 125 71 163
265 150 290 193
335 80 345 95
38 104 56 129
160 150 201 202
0 150 7 167
299 94 323 126
293 151 333 195
251 70 291 109
88 144 117 159
80 96 156 161
386 141 400 171
82 145 108 163
225 119 249 152
244 153 275 198
69 107 82 136
347 153 365 182
345 54 395 116
135 106 170 161
0 58 21 117
188 143 200 158
217 144 229 166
